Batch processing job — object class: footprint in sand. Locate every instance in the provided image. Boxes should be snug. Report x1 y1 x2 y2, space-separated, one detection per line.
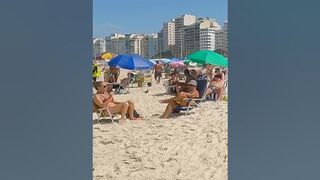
99 140 114 145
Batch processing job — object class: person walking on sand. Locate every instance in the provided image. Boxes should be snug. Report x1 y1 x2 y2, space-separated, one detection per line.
93 81 139 123
153 61 163 84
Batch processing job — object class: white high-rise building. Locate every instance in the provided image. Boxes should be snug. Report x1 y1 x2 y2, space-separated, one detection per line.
162 20 175 52
174 14 196 58
147 33 158 58
93 38 106 57
199 18 221 51
157 30 164 56
199 28 216 51
106 33 158 58
136 34 159 58
129 34 144 55
215 21 228 54
105 33 126 54
223 21 228 52
184 17 221 55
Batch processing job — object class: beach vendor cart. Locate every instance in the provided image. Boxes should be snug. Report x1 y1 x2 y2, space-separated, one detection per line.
133 70 152 87
143 70 153 87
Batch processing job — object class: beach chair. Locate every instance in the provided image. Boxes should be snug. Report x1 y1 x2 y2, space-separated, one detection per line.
163 79 178 94
197 74 208 80
112 78 130 94
174 79 208 115
92 96 117 124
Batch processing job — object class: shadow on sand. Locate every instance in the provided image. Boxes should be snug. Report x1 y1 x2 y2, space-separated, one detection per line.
152 92 170 97
93 118 119 125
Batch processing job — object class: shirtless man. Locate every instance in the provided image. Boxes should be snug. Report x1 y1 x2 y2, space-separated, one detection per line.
93 81 138 123
153 61 163 84
110 66 120 83
159 80 199 119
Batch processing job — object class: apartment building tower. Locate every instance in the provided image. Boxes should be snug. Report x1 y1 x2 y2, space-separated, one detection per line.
173 14 196 58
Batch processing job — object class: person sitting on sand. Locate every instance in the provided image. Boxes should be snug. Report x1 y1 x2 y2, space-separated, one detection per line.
93 81 140 123
206 68 225 101
159 80 199 119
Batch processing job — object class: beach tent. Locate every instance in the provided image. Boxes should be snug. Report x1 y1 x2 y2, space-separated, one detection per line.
187 50 228 67
108 54 154 70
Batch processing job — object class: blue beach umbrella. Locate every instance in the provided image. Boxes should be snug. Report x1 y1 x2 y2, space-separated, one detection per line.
149 59 157 65
159 58 172 64
108 54 154 70
171 57 181 61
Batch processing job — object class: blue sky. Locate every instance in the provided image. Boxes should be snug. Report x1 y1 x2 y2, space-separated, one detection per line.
93 0 227 38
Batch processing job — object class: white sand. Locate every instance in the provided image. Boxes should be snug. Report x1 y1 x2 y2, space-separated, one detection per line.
93 72 228 180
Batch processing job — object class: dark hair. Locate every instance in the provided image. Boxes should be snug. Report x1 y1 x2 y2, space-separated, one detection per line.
214 74 222 79
184 69 190 76
93 65 98 73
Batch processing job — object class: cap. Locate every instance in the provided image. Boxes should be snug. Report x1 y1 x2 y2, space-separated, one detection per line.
187 80 197 86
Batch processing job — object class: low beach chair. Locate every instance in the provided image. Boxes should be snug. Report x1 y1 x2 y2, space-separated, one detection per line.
174 79 208 115
92 96 117 124
163 80 177 94
113 78 130 94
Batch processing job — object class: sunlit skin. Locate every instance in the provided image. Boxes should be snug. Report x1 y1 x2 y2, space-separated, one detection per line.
153 61 163 84
160 84 199 119
206 73 225 101
93 82 138 123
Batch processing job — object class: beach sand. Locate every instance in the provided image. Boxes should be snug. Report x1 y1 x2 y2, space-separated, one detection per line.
93 72 228 180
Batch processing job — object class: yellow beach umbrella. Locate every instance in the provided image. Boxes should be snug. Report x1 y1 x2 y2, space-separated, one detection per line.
101 52 113 60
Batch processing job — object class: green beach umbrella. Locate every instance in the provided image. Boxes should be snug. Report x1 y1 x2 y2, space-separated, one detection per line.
187 50 228 67
183 60 190 65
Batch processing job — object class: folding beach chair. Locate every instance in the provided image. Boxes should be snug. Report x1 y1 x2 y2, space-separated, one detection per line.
92 96 117 124
174 79 208 115
112 78 131 94
197 74 208 80
163 80 177 94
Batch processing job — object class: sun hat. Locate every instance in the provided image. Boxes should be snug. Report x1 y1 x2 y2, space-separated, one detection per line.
187 80 197 86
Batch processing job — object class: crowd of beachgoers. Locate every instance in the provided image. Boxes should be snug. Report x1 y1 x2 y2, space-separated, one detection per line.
92 59 228 180
93 60 228 122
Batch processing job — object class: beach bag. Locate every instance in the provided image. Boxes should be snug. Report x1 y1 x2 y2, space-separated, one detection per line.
126 109 140 118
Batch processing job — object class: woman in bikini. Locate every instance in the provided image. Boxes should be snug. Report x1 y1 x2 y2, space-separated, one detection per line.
206 68 225 101
93 81 139 123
